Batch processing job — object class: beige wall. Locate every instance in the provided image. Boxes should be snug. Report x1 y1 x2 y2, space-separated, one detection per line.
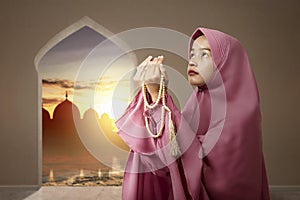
0 0 299 186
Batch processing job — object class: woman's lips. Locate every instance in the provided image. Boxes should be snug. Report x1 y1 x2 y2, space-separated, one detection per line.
188 69 199 76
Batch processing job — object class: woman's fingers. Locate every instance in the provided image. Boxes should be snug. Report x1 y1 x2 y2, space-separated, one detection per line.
137 55 153 75
134 55 167 84
153 57 161 81
157 55 164 64
159 64 167 77
140 55 153 67
145 57 157 84
134 55 153 82
156 56 168 84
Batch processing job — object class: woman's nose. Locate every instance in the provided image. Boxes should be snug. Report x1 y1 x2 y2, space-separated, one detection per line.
188 60 197 67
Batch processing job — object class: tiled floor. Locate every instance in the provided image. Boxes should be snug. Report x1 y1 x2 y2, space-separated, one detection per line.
1 186 300 200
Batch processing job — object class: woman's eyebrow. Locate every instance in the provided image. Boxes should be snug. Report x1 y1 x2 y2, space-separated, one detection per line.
190 48 211 51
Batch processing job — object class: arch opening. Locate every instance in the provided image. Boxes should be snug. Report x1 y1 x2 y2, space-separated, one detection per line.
35 16 134 186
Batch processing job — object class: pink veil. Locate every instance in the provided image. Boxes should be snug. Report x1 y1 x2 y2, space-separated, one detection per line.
181 27 270 200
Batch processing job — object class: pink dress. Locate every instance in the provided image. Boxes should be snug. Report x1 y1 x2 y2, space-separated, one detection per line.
116 91 195 200
116 27 270 200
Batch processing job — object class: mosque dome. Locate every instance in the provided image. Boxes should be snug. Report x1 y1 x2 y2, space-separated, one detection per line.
42 107 50 120
83 108 99 120
52 91 81 122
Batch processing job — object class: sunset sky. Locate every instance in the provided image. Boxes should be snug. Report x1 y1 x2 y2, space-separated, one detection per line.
38 26 136 120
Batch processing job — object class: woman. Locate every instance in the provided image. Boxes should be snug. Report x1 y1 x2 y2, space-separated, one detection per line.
116 27 270 200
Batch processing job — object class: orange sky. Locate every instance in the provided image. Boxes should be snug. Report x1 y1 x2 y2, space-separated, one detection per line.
39 26 136 120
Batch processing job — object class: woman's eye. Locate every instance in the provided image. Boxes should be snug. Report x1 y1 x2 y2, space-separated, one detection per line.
201 52 209 57
190 53 195 58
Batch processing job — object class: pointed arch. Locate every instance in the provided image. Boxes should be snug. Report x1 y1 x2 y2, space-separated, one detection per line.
34 16 136 185
34 16 136 70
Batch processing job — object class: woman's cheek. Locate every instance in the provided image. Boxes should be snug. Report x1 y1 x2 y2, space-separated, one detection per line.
198 63 214 83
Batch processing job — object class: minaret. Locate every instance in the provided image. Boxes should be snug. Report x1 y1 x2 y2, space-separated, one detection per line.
65 91 68 100
98 169 102 178
79 169 84 179
49 169 54 182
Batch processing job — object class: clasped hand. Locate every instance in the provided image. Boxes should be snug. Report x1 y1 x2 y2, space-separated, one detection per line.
133 55 168 102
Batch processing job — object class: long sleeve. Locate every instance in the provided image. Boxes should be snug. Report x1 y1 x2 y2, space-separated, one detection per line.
115 89 191 200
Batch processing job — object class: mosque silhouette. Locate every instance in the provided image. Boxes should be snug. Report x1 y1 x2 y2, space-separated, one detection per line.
42 91 128 184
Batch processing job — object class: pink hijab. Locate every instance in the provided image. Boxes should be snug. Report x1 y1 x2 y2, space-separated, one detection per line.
181 27 270 199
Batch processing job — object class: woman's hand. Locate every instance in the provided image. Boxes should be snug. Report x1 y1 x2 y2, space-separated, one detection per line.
134 55 167 102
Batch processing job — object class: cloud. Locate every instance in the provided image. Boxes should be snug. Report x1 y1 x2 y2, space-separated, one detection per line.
42 76 130 99
73 84 93 90
42 97 64 105
42 78 95 90
42 79 74 88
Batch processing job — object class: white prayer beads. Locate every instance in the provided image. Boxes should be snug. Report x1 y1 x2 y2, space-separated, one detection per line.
142 75 181 157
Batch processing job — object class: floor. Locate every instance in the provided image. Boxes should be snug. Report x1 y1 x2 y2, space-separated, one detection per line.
0 186 121 200
0 186 300 200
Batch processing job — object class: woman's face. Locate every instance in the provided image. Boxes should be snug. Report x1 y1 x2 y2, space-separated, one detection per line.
187 35 214 87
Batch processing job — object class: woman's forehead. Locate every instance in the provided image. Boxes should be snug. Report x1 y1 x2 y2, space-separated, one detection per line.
191 35 211 50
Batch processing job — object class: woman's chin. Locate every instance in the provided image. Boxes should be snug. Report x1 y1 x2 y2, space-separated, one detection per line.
188 77 204 87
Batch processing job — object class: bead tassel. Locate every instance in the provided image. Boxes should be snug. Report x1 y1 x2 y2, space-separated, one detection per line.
143 75 181 157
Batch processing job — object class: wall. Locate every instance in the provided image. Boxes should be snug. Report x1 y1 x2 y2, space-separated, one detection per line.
0 0 299 185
